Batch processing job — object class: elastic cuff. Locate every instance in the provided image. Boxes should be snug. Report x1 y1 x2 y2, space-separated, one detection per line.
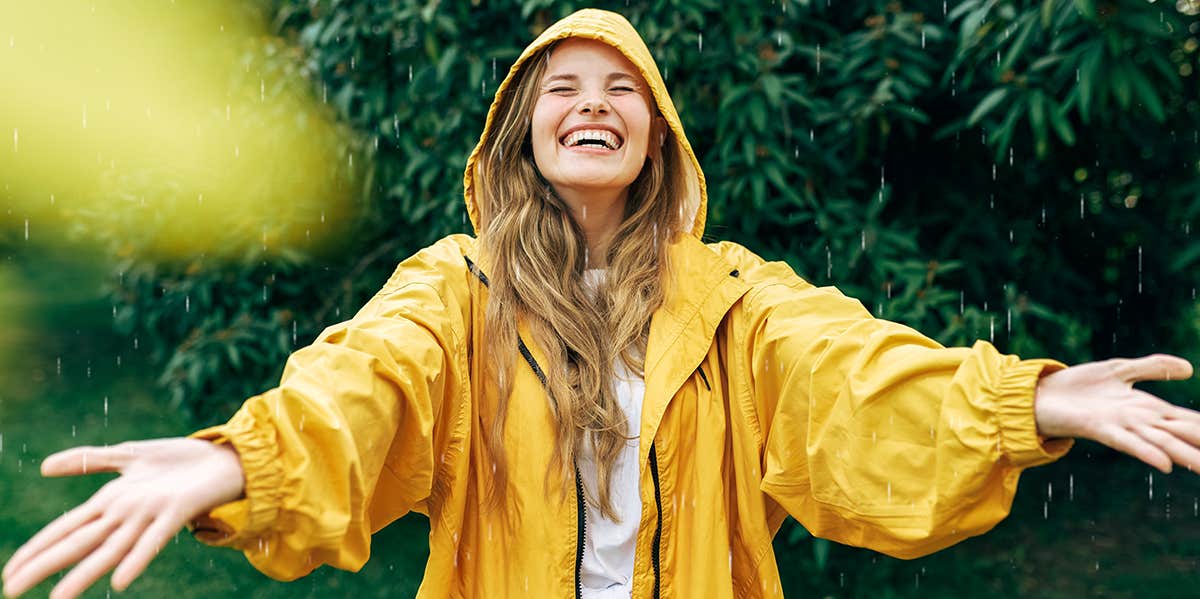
995 358 1075 468
188 407 285 544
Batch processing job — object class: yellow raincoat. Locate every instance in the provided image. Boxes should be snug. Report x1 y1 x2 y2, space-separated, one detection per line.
188 8 1074 598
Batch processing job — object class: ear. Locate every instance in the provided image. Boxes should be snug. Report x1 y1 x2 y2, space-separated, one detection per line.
649 115 668 161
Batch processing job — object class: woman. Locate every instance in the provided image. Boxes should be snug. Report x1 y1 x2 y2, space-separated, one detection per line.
3 8 1197 599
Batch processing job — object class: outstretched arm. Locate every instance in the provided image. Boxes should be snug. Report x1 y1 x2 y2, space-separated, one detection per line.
2 236 474 598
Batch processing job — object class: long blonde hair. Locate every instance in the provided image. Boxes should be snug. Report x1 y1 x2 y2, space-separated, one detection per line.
476 41 687 520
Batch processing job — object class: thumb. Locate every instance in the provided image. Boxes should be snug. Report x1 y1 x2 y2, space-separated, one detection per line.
41 444 133 477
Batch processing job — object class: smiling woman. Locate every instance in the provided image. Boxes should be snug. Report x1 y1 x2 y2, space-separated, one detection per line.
2 8 1199 599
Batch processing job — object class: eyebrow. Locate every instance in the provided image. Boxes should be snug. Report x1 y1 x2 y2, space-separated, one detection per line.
542 72 640 85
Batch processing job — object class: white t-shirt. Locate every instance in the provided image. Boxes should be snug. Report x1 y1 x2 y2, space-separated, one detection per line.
578 268 644 599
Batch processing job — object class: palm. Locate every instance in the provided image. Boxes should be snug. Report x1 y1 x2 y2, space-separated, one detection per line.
1035 354 1199 474
1 438 244 599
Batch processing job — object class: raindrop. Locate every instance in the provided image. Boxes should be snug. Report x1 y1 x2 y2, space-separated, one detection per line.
815 43 821 74
408 64 413 81
12 128 16 152
322 83 328 103
260 79 265 102
1006 308 1011 335
921 29 926 48
134 337 139 350
185 295 190 313
825 244 832 279
1149 473 1153 501
1137 245 1143 294
492 58 497 81
1069 474 1074 501
989 315 995 342
481 80 485 96
104 396 108 416
698 32 703 53
1080 194 1085 219
292 320 297 345
959 290 964 314
56 356 61 376
24 219 28 241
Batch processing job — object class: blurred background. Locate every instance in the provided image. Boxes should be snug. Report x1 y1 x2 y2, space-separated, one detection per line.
1 0 1199 597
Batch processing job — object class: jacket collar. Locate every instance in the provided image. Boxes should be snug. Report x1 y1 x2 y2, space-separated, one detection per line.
462 233 750 465
638 234 749 464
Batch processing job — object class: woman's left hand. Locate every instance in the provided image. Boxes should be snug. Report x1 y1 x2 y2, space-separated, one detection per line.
1034 354 1198 473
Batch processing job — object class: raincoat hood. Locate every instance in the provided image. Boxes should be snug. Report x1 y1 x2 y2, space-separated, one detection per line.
463 8 707 238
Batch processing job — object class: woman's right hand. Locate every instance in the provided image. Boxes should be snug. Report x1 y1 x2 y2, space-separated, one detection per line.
1 438 246 599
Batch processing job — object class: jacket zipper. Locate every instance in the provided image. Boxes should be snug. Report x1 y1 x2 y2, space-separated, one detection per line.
649 443 663 599
574 465 586 599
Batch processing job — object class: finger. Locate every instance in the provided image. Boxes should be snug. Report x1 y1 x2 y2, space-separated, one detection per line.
3 487 114 583
1157 415 1200 448
1114 354 1195 384
50 515 148 599
2 516 118 599
1096 425 1173 474
1136 425 1200 473
41 445 135 478
111 513 182 592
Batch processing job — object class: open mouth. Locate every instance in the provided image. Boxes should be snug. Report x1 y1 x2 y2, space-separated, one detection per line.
559 129 623 151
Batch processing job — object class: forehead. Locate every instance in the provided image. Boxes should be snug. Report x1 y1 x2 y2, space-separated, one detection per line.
542 38 642 81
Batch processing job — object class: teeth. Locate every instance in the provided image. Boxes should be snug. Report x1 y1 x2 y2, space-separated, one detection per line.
562 129 621 150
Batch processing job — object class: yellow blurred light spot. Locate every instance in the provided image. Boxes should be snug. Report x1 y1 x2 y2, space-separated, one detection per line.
1073 168 1088 182
0 1 361 260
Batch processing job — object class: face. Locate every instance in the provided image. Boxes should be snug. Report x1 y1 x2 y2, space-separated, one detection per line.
530 38 664 203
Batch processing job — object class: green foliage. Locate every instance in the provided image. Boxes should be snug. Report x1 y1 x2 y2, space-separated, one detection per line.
63 0 1200 590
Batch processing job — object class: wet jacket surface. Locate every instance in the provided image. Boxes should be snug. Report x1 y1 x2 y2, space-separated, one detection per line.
188 9 1074 598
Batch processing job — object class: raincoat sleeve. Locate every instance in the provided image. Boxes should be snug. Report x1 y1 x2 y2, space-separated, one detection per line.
725 248 1073 560
184 235 472 580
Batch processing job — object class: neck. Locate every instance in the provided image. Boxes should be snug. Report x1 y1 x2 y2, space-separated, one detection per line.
553 185 627 269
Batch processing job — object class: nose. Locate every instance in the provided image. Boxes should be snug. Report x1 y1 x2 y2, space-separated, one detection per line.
578 95 609 115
